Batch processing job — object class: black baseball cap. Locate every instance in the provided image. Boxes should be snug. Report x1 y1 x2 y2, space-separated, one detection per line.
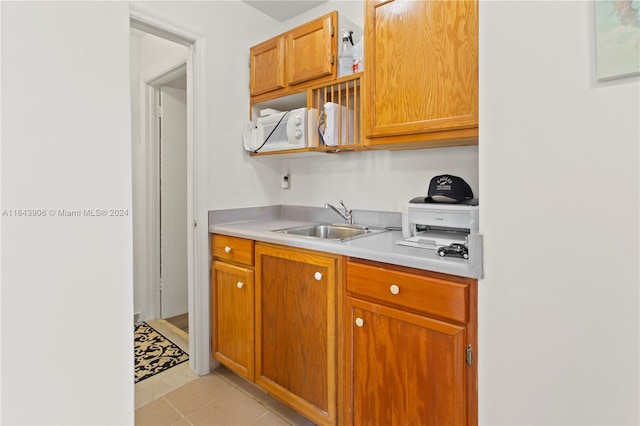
425 175 474 203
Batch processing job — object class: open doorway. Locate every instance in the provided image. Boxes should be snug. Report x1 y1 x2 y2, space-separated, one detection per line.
130 28 189 329
130 4 209 380
130 21 197 408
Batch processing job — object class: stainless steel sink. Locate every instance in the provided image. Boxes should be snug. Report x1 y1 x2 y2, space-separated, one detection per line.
273 223 385 242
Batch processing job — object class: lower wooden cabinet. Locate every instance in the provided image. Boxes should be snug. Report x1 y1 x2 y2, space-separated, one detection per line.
210 234 255 381
255 243 341 426
344 259 478 426
210 234 478 425
211 260 255 380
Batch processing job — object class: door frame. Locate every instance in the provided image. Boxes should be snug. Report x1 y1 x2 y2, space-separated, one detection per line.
131 5 210 376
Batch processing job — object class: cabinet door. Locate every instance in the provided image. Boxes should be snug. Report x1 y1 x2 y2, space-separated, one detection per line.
346 297 468 426
211 261 255 380
255 244 338 425
287 12 336 87
364 0 478 146
250 36 286 97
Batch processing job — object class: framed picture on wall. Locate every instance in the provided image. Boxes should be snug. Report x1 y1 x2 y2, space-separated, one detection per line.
595 0 640 80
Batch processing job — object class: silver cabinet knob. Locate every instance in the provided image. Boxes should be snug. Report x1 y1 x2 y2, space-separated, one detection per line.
389 284 400 295
224 246 232 253
355 317 364 327
237 282 244 289
314 272 322 281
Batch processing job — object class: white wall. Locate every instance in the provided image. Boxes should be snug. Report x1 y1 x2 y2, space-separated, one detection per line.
274 147 479 211
1 2 134 424
479 1 639 424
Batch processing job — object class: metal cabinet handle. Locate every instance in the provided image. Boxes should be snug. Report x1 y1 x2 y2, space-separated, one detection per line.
355 317 364 327
389 284 400 295
314 272 323 281
224 246 232 253
237 282 244 289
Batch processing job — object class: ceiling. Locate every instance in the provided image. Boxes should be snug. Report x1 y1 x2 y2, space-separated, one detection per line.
242 0 328 22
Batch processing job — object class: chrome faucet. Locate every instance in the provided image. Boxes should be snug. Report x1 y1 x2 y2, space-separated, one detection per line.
325 200 353 224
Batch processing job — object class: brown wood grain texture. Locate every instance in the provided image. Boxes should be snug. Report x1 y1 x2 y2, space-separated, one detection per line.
261 255 328 408
344 258 478 425
287 13 335 86
346 260 469 323
255 243 339 425
364 0 478 145
212 261 255 380
250 36 286 96
211 234 254 266
347 298 467 426
250 12 337 101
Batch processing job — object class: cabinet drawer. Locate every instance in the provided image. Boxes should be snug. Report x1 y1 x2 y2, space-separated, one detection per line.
346 261 468 323
211 234 254 266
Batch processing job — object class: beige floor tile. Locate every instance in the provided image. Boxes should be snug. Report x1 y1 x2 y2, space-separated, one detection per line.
221 374 268 401
258 399 315 426
254 411 294 426
212 367 313 426
135 397 184 426
225 378 313 426
213 366 253 387
136 362 199 409
186 386 271 426
165 373 235 418
136 366 315 426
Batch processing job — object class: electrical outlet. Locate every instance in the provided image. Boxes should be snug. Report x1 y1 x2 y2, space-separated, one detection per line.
281 174 290 189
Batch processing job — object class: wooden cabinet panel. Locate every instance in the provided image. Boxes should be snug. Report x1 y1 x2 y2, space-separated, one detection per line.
260 255 329 408
346 298 468 426
364 0 478 148
211 234 254 266
250 12 337 102
344 258 477 425
255 243 339 425
287 13 335 86
346 260 469 323
211 261 255 380
250 36 286 97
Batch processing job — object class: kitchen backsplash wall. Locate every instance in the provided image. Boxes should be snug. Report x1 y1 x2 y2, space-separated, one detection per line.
251 146 479 213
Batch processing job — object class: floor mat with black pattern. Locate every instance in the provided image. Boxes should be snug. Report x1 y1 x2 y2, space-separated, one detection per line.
134 322 188 383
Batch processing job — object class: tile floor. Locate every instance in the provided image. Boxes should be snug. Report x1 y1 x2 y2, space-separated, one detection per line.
135 320 314 426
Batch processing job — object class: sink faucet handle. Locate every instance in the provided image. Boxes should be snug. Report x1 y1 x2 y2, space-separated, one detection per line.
339 200 353 224
325 201 353 224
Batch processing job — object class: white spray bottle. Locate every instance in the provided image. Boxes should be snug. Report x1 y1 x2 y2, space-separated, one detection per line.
338 29 354 77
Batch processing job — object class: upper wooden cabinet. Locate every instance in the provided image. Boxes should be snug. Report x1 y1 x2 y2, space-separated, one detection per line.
287 15 335 86
250 12 337 103
363 0 479 149
249 36 285 97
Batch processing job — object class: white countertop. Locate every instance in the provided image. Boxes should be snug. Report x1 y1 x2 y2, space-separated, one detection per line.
209 217 482 279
